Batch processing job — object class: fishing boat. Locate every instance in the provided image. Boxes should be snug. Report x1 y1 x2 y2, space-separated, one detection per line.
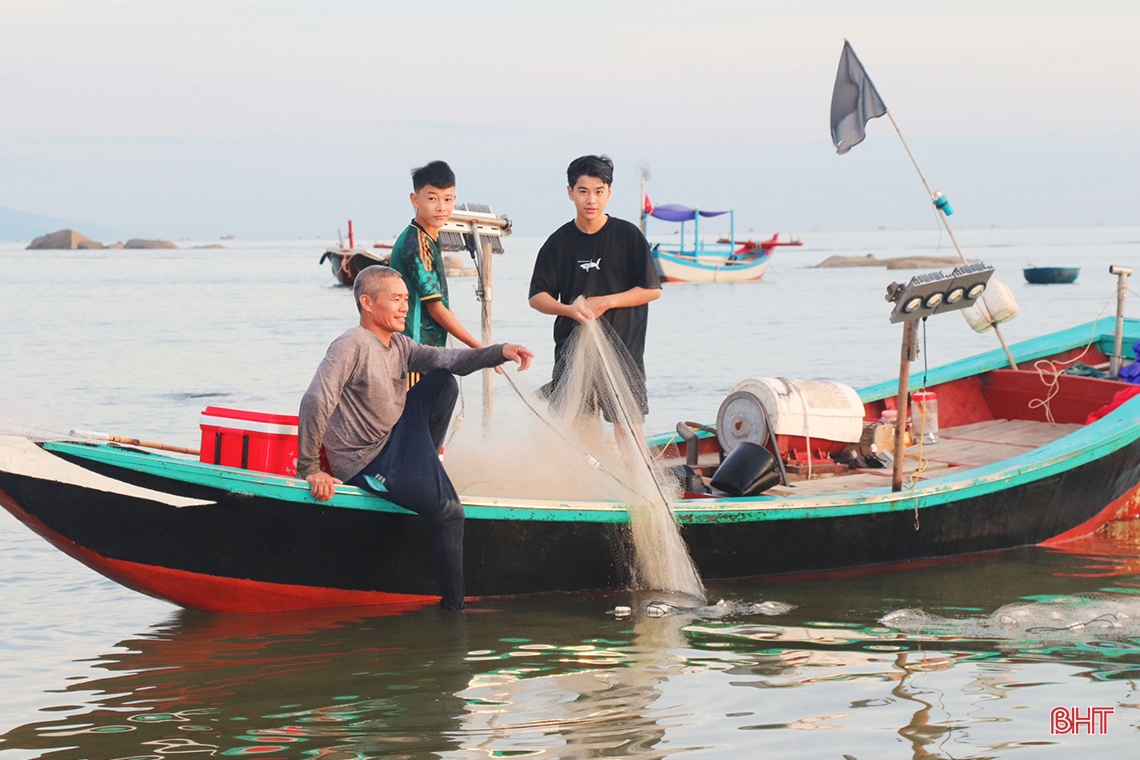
3 317 1139 613
319 220 393 287
322 207 511 287
1024 266 1081 285
642 201 802 283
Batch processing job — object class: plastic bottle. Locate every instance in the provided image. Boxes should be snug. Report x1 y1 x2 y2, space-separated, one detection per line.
911 391 939 444
880 409 912 447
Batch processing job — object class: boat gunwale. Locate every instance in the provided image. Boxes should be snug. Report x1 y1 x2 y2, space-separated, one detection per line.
857 317 1134 402
41 396 1140 525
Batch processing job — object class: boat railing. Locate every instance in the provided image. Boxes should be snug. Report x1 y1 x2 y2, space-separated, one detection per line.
654 237 740 260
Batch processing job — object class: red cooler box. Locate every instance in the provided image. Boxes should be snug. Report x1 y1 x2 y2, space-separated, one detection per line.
199 406 299 476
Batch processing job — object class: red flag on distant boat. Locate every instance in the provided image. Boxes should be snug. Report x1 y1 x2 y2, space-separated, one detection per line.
643 193 653 214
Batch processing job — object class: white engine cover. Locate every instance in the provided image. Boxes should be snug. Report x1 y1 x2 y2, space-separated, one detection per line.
717 378 865 453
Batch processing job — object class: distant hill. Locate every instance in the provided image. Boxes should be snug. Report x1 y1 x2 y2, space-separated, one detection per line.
0 206 124 242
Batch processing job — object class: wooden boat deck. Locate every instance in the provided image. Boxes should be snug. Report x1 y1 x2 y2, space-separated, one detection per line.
764 419 1083 496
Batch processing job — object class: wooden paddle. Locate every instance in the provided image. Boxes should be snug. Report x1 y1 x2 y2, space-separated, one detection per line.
70 429 200 456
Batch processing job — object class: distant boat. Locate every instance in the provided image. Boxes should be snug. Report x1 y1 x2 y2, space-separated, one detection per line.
320 207 509 287
319 220 392 287
641 198 802 283
1024 266 1080 285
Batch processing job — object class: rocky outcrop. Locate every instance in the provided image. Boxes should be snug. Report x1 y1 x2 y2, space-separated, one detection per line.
25 228 181 251
124 238 178 249
26 229 102 250
814 254 883 268
883 256 962 270
443 252 477 277
814 254 962 270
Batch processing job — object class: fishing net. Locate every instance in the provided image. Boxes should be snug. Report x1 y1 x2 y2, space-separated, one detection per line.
0 404 89 443
445 314 704 599
881 592 1140 640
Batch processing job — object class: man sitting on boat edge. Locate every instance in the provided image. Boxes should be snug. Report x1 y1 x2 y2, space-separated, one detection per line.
298 265 534 611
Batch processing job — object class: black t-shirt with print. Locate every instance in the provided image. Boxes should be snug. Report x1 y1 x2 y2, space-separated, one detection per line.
528 216 661 371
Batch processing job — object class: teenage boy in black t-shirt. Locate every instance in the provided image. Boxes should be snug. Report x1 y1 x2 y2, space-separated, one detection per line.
528 154 662 428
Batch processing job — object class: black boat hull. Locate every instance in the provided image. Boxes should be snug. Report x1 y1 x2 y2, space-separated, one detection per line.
2 436 1136 612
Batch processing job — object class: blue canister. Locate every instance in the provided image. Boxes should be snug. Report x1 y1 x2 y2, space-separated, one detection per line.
933 191 954 216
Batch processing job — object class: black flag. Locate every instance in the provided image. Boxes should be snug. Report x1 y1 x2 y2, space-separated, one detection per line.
830 40 888 154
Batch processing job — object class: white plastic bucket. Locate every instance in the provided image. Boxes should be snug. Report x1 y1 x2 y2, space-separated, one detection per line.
961 279 1019 333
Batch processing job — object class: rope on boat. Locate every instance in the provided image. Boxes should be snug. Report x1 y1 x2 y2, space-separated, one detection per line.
1029 289 1118 424
906 318 931 530
650 433 680 462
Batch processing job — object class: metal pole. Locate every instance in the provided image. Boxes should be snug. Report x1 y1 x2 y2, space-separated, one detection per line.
886 112 1018 371
892 320 915 492
1110 265 1132 379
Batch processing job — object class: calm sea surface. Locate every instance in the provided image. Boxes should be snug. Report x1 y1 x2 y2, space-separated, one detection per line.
2 227 1140 758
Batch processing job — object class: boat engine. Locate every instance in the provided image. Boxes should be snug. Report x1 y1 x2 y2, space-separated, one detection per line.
715 377 865 479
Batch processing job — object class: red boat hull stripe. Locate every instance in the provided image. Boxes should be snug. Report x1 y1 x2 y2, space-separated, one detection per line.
1040 481 1140 547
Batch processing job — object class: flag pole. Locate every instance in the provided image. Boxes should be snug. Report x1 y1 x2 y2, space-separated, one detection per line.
885 111 1018 370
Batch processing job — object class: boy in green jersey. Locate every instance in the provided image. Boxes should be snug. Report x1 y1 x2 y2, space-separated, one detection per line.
389 161 483 350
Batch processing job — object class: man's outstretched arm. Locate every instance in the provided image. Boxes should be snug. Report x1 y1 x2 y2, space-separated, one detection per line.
408 341 534 376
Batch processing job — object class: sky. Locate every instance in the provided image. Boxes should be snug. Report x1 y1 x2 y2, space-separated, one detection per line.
1 1 1139 240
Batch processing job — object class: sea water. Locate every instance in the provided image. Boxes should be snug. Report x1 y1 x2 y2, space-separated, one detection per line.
2 227 1140 757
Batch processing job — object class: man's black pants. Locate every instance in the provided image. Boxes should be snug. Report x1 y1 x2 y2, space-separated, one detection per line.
347 370 465 610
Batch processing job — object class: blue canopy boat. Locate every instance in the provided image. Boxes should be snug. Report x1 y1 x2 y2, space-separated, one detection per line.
2 319 1139 612
642 201 802 283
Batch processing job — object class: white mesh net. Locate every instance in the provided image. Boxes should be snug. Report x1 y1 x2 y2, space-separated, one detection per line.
882 592 1140 639
0 404 89 443
446 315 704 599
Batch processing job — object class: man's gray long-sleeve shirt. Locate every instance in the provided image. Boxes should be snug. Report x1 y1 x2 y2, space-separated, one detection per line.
298 326 506 481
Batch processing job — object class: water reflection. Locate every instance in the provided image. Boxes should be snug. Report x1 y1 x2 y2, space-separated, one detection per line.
1047 518 1140 578
3 541 1140 758
1 605 480 758
455 599 694 758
